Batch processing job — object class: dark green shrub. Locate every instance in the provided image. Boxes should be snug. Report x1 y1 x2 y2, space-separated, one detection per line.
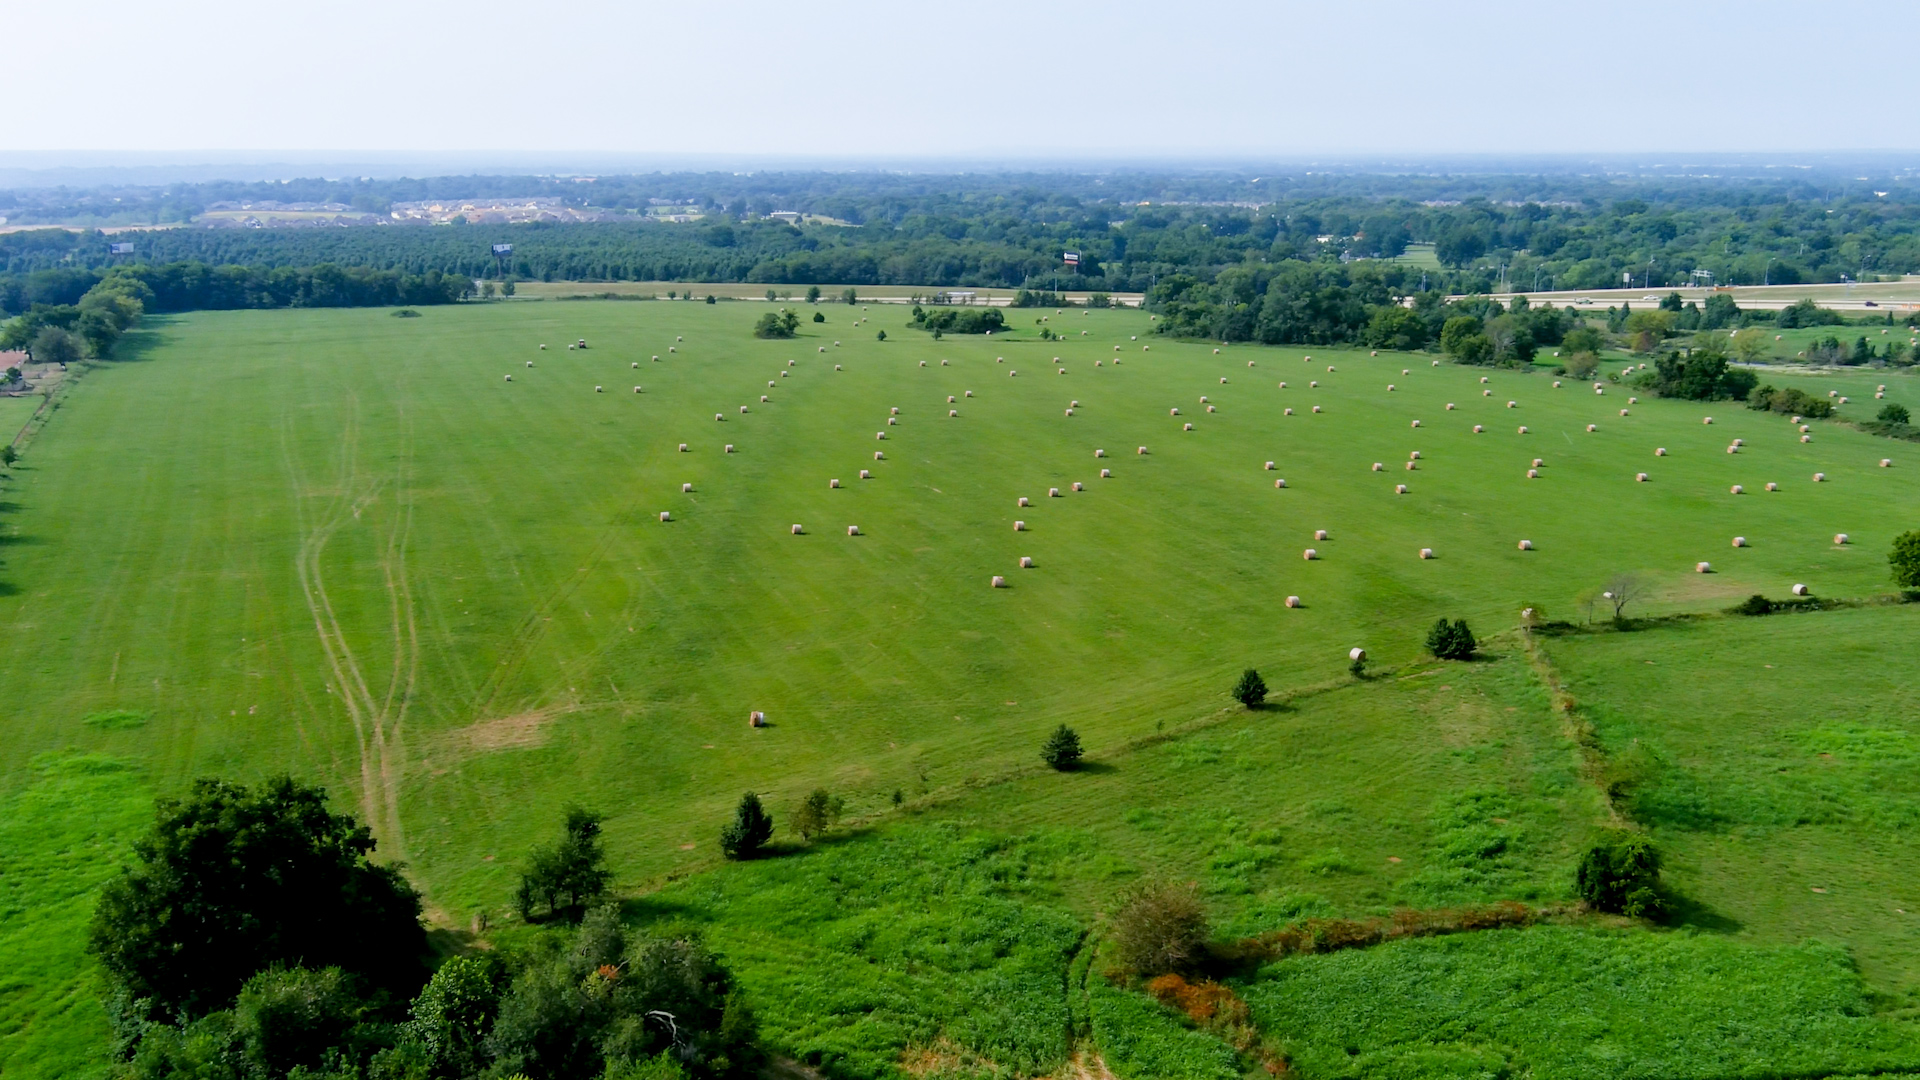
1880 402 1911 425
1041 724 1083 771
875 329 886 341
1891 531 1920 591
789 788 844 841
751 310 799 338
1732 594 1774 616
811 311 825 323
1231 668 1267 708
1575 830 1663 916
1425 618 1476 660
1107 880 1210 976
400 953 508 1079
719 792 774 859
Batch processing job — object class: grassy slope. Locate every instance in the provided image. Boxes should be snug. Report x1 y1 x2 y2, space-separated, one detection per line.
2 300 1919 1075
1545 606 1920 998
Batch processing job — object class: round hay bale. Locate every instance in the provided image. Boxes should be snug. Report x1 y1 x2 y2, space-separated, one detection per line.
874 450 884 460
1413 451 1425 460
1484 389 1493 397
1279 381 1288 388
1880 384 1888 392
1183 423 1194 431
1206 405 1215 413
633 361 640 369
505 374 512 381
715 413 725 421
1553 380 1562 387
1059 368 1066 375
1250 360 1257 367
1274 477 1285 487
1412 419 1422 428
1432 360 1440 366
1311 381 1318 387
792 524 803 535
887 417 897 425
1018 497 1030 507
1303 548 1318 560
1312 405 1322 413
835 341 841 347
1266 460 1276 470
679 443 689 452
653 355 660 361
966 390 973 397
1014 520 1026 531
1010 370 1018 377
1285 595 1300 608
1527 468 1539 479
682 482 693 493
1389 384 1397 392
1793 583 1809 596
742 405 750 414
860 469 871 479
1835 533 1849 545
1138 446 1148 454
1727 445 1738 454
1814 471 1826 481
1406 461 1417 471
1628 396 1638 404
1802 434 1813 443
1507 400 1517 408
1420 548 1434 559
1636 472 1649 482
1404 369 1410 375
1656 447 1667 456
1480 377 1490 384
1200 395 1209 403
1049 488 1061 498
991 575 1007 588
1531 458 1543 467
1395 483 1408 494
1765 482 1777 491
527 360 534 367
1697 562 1712 573
1473 424 1484 433
1372 462 1384 472
1518 426 1529 434
1518 539 1534 550
1595 387 1605 395
1446 403 1456 410
1733 438 1744 447
1372 350 1379 356
1704 416 1714 424
1350 647 1367 662
1586 424 1597 432
1882 458 1894 467
1102 468 1113 478
540 344 547 350
835 364 842 370
1621 409 1630 416
669 347 676 353
1284 408 1294 415
830 478 840 488
1732 536 1746 547
1071 400 1080 408
1072 482 1083 491
1800 424 1810 432
677 336 683 342
1019 556 1034 568
1877 392 1885 399
1313 529 1330 541
659 511 671 522
848 525 860 536
1214 348 1220 354
1829 390 1839 398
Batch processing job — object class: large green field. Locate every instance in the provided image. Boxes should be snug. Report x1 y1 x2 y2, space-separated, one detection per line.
5 299 1920 1078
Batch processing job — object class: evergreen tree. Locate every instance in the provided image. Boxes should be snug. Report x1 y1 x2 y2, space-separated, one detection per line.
720 792 774 859
1040 724 1083 771
1231 668 1267 708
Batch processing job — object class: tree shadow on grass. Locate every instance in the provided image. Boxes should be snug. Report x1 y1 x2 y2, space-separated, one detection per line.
102 320 176 364
1658 888 1744 934
1070 760 1119 775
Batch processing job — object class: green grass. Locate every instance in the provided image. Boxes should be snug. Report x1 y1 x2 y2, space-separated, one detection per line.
0 753 151 1080
1238 925 1920 1079
1544 606 1920 997
5 300 1920 1075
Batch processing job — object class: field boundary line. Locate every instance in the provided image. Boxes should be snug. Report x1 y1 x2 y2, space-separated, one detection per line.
1520 629 1624 826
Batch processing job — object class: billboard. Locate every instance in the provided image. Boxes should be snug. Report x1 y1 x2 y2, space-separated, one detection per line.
491 244 514 256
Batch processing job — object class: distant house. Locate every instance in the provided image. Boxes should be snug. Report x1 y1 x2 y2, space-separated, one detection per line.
768 211 802 224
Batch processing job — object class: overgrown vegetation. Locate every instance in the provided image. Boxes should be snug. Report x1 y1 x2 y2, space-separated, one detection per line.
1574 830 1663 916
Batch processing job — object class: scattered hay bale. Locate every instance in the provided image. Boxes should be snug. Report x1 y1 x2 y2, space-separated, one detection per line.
1171 408 1181 415
1265 461 1276 470
1014 520 1026 531
1072 482 1083 491
1727 445 1738 454
1656 447 1667 456
1733 438 1744 447
1311 380 1319 388
505 374 512 381
748 709 766 727
1285 595 1300 608
1586 424 1597 432
1697 562 1712 573
1372 462 1384 472
1071 400 1080 408
876 431 886 439
742 405 750 413
1279 381 1288 388
1412 419 1422 428
1813 471 1826 481
1183 422 1194 430
1138 446 1148 454
682 482 693 493
1274 477 1285 487
1507 400 1517 408
1018 497 1030 507
830 478 840 488
1481 377 1490 384
632 361 640 369
1350 647 1367 662
835 364 842 370
659 511 671 522
1395 483 1409 494
1704 416 1714 424
1284 408 1294 415
1220 376 1228 383
1531 458 1543 467
1312 406 1322 413
887 417 897 425
953 410 961 417
761 395 769 402
1314 529 1329 540
1446 402 1456 410
1303 548 1318 560
679 443 689 452
1389 384 1397 391
1518 539 1533 550
1518 426 1529 434
540 344 547 350
527 360 534 368
965 390 973 397
1049 488 1061 497
1473 424 1484 433
991 575 1007 588
1102 469 1113 478
1596 387 1605 395
1628 396 1638 404
1553 380 1562 387
1419 547 1434 559
725 444 735 453
1636 472 1649 482
1096 448 1107 458
1793 583 1809 596
792 524 804 534
1620 409 1630 416
1765 482 1777 491
848 525 860 536
1020 556 1034 568
1835 533 1849 545
715 413 724 421
1801 434 1813 443
1732 536 1746 547
1882 458 1894 468
1527 469 1539 479
860 469 871 479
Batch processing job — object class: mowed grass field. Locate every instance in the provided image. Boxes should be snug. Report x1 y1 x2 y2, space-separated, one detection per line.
3 298 1920 1076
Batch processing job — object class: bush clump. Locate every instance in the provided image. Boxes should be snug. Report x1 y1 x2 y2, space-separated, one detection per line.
1747 383 1835 418
789 788 844 841
516 806 613 923
1575 830 1663 917
751 310 800 339
1108 880 1211 977
719 792 774 859
1891 530 1920 591
1881 402 1911 425
1231 668 1267 708
909 305 1005 334
1425 618 1477 660
1732 594 1774 616
1040 724 1083 771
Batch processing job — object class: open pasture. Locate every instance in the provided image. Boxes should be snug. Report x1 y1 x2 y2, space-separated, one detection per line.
2 298 1919 1075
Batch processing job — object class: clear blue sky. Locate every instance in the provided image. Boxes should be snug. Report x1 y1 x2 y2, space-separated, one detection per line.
10 0 1913 160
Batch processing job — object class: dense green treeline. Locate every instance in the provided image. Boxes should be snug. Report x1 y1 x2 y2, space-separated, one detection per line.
3 171 1919 304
